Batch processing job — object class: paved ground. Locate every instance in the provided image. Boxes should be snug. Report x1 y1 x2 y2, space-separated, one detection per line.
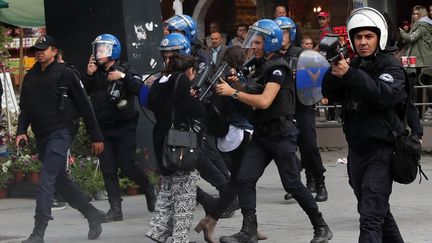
1 149 431 243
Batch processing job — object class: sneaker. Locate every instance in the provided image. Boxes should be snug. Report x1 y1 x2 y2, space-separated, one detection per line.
52 199 68 211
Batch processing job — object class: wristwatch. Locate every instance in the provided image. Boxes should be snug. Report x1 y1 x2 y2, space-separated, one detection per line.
232 90 240 99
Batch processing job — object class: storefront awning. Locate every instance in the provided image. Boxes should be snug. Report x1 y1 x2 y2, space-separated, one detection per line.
0 0 9 9
0 0 44 27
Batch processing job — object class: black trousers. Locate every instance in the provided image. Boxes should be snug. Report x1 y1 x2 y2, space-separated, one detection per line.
295 106 326 184
348 146 403 243
209 131 251 219
99 121 151 201
196 135 230 191
236 128 319 217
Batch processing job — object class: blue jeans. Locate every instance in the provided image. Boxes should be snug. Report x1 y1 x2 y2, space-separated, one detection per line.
35 128 89 221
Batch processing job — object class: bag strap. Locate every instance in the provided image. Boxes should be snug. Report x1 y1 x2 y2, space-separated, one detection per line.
170 73 183 127
381 67 411 137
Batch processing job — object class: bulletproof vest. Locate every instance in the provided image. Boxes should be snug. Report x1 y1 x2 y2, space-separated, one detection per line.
246 57 291 94
285 46 302 71
248 56 296 124
89 61 138 125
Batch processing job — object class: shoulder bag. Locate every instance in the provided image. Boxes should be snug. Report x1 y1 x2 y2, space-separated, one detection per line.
162 74 198 171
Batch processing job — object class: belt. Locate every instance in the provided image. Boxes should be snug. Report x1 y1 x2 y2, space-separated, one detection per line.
255 116 294 137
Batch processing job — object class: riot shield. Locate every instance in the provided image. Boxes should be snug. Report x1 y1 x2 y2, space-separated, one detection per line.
296 50 330 106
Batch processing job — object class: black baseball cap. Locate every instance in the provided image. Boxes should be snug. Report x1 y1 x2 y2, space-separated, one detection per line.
31 35 58 50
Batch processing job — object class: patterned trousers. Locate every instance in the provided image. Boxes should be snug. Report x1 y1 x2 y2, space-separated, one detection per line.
146 171 198 243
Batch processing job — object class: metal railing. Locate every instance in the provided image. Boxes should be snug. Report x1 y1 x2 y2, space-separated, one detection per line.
315 85 432 122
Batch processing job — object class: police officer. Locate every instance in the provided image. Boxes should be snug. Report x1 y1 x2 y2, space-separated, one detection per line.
322 7 405 243
214 19 332 243
84 34 156 222
165 14 211 67
275 16 328 202
17 35 105 243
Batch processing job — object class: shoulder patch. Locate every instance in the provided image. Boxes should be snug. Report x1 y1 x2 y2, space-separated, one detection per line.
379 73 394 83
272 69 283 76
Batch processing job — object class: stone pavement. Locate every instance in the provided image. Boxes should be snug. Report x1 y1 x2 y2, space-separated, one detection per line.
0 149 431 243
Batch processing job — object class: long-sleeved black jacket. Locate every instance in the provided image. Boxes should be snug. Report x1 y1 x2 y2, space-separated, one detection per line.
17 61 103 142
148 72 204 175
322 51 409 150
83 61 142 127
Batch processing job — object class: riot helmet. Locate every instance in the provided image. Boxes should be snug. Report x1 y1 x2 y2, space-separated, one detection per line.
243 19 283 54
159 33 191 55
164 14 198 43
347 7 388 53
274 16 296 42
92 34 121 62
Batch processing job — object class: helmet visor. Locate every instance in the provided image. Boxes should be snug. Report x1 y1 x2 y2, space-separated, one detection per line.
242 27 266 50
93 42 113 60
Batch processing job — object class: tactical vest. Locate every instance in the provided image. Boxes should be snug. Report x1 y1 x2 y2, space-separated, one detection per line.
248 56 296 124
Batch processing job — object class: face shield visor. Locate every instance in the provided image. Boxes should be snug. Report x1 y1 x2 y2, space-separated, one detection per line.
92 41 114 61
242 28 266 50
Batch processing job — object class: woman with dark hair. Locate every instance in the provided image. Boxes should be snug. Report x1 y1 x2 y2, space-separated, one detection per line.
146 34 204 243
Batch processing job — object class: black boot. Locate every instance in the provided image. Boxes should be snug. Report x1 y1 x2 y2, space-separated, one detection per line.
309 212 333 243
315 184 328 202
81 204 105 240
144 183 156 212
105 199 123 222
220 197 239 219
22 220 48 243
219 214 258 243
306 173 316 193
196 187 216 215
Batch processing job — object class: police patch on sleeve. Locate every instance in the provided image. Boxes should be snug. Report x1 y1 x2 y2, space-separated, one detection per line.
379 73 394 83
272 69 283 76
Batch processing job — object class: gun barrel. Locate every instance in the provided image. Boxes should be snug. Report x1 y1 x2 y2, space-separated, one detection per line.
198 62 229 101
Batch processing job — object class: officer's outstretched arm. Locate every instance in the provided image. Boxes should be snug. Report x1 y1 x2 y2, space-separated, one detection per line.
344 65 405 110
216 79 280 109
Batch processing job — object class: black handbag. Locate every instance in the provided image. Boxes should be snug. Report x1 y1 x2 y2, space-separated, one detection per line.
162 74 198 171
382 71 428 184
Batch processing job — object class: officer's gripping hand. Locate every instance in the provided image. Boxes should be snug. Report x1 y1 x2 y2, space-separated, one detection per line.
331 53 350 78
91 142 104 156
15 134 28 148
216 78 235 97
108 70 125 81
87 55 98 75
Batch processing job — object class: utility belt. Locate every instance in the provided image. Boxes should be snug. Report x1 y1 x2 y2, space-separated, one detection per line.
255 116 295 137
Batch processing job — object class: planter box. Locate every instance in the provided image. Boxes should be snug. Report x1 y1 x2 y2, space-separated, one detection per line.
7 182 38 198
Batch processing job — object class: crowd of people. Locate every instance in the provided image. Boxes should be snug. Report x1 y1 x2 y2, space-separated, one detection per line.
14 3 428 243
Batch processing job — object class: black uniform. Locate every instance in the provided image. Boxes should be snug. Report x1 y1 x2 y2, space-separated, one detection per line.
282 45 327 197
220 55 331 243
83 60 155 216
17 61 105 240
322 51 406 243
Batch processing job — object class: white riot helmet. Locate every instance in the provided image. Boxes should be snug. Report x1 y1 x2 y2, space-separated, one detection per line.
347 7 388 53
